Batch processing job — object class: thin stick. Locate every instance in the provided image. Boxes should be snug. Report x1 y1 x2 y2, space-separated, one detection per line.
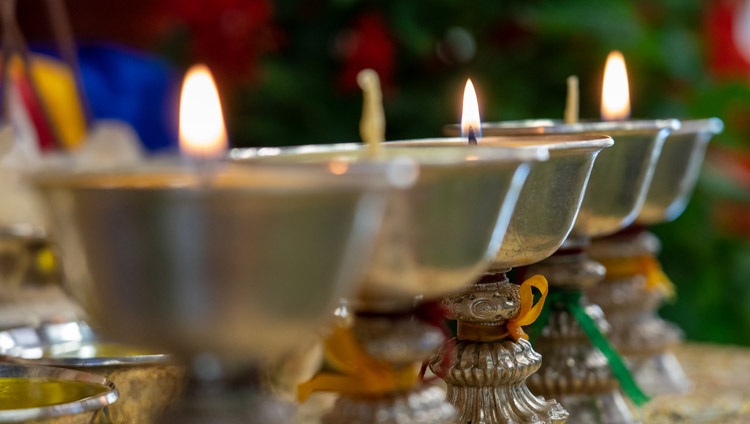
46 0 92 127
357 69 385 154
564 75 579 124
0 0 61 147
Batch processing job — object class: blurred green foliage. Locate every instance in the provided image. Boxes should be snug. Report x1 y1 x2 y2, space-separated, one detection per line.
163 0 750 344
225 0 731 146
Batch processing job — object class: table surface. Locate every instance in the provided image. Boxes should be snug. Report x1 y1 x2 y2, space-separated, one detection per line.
636 343 750 423
1 288 747 423
296 342 750 423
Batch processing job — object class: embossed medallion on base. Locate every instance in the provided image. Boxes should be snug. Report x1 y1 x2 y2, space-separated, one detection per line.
431 273 568 424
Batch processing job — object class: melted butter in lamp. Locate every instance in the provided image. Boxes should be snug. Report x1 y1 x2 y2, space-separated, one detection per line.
601 51 631 121
179 64 228 159
0 378 107 409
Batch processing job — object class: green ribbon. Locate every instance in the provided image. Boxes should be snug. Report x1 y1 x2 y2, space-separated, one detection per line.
530 289 651 407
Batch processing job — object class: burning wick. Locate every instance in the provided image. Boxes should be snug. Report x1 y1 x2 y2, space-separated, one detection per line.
178 64 228 184
467 127 477 145
601 51 630 121
461 79 481 145
565 75 579 124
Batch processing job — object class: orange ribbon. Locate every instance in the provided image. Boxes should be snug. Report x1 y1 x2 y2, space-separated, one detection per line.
297 325 420 402
600 255 676 299
504 274 549 341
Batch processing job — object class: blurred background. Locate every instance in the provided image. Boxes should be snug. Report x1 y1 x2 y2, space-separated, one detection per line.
15 0 750 344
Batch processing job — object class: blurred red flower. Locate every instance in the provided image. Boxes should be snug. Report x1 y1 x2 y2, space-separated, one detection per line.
708 147 750 238
155 0 280 82
334 12 396 94
705 0 750 80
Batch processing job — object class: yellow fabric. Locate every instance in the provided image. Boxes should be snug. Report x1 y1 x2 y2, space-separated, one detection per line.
35 247 57 275
297 325 420 402
505 275 549 341
600 255 676 299
9 55 86 149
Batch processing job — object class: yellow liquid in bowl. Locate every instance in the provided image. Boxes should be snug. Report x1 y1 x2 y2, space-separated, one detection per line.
0 378 107 410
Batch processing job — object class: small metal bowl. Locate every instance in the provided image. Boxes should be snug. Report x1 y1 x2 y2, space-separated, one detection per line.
232 141 545 304
446 119 678 239
636 118 724 225
0 321 184 423
0 362 117 423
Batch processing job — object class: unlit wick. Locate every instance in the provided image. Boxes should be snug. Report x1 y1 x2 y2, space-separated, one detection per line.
357 69 385 154
565 75 579 124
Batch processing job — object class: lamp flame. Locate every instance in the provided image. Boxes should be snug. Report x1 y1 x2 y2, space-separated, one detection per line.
179 64 228 158
601 51 630 121
461 79 481 142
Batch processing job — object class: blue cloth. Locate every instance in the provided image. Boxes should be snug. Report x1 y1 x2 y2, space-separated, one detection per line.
34 43 179 152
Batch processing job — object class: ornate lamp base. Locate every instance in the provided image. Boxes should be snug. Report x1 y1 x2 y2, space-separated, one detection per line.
431 337 568 424
323 385 456 424
163 368 294 424
314 312 458 424
589 230 690 395
626 352 691 396
553 392 633 424
430 272 568 424
525 250 639 424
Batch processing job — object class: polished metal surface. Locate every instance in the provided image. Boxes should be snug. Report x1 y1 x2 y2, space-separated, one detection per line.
440 277 520 324
525 252 636 424
421 134 612 423
432 338 568 424
323 385 457 424
432 273 569 424
0 362 117 423
434 273 569 423
235 141 545 424
0 321 169 366
436 134 612 268
588 231 690 396
447 120 677 423
627 352 691 396
588 232 681 356
234 141 545 304
33 161 401 361
526 297 635 424
0 321 184 423
637 118 723 225
490 135 608 267
453 119 677 239
319 315 457 424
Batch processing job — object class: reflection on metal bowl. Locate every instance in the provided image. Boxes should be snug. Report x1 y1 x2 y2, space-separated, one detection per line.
0 321 183 424
0 362 117 423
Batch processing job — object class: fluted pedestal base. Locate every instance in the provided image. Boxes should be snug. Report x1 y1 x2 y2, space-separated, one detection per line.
526 248 638 424
589 230 690 395
322 312 457 424
432 272 568 423
528 305 636 424
163 369 293 424
323 385 456 424
555 392 635 424
432 338 567 424
627 352 691 396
